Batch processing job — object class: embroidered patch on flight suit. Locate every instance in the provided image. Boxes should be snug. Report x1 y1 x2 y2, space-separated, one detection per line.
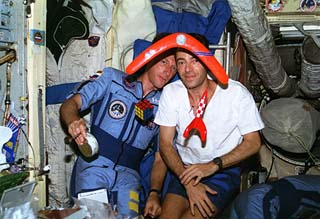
108 100 127 119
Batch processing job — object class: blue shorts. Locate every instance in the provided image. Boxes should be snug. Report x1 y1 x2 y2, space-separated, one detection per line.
167 166 241 211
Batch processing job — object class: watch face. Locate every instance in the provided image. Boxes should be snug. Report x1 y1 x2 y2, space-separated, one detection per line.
213 157 223 170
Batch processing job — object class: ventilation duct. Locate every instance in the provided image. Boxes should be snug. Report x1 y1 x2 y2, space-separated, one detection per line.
227 0 297 96
299 36 320 98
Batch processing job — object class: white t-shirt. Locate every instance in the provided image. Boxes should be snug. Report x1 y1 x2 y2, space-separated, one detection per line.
154 79 265 165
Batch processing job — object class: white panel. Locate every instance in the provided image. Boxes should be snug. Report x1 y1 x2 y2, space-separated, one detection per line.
26 0 47 207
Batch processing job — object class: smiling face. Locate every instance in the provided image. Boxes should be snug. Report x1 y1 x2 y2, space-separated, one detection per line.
176 51 208 90
145 54 177 90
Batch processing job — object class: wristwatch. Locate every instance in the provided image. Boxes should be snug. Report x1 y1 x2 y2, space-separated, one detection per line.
212 157 223 171
149 189 161 197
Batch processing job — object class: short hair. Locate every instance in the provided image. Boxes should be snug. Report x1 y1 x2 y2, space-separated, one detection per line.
126 32 174 82
176 33 217 82
152 32 171 43
176 33 210 58
187 33 210 49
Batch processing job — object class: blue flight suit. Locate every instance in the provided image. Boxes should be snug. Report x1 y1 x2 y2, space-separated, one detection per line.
72 67 161 218
230 175 320 219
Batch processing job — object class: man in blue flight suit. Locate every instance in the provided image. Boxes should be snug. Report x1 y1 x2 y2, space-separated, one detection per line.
59 33 176 218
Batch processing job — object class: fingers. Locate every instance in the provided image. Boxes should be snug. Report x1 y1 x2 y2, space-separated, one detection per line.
143 201 161 218
180 174 193 185
149 208 161 218
180 167 203 185
180 166 195 183
143 203 152 217
68 119 87 145
193 176 201 186
204 194 215 214
203 186 217 214
193 199 215 218
73 129 87 145
144 207 161 218
201 201 214 218
190 200 195 216
197 201 209 218
187 184 217 218
205 185 218 195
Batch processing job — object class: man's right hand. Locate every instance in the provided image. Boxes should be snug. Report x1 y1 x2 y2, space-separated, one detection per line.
68 118 87 145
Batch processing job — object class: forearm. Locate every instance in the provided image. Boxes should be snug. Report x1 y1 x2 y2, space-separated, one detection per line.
144 153 166 218
220 131 261 168
159 125 185 177
59 94 88 146
149 152 167 191
160 143 185 177
59 95 82 128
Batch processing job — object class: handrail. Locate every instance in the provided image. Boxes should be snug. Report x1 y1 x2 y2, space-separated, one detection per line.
209 32 231 75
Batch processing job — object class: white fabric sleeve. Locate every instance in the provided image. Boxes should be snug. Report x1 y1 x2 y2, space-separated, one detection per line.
237 87 264 135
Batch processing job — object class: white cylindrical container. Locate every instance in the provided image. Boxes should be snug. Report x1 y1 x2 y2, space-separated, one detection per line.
78 133 99 158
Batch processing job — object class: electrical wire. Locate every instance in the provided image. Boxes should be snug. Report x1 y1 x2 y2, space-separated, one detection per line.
291 133 320 166
119 31 156 71
2 62 12 126
20 127 37 178
232 32 241 55
265 150 275 182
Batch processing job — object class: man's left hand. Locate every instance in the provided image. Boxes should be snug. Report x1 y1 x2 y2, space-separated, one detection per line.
180 163 218 185
143 193 161 218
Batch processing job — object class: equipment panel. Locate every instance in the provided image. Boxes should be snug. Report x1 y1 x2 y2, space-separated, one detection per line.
264 0 320 23
0 0 15 44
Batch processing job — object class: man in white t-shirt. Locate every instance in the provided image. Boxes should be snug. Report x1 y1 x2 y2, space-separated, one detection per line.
153 33 265 219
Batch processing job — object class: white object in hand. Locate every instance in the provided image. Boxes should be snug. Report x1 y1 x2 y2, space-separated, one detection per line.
78 133 99 158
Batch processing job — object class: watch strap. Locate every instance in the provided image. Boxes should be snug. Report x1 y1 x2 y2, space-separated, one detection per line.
212 157 223 170
149 188 161 196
